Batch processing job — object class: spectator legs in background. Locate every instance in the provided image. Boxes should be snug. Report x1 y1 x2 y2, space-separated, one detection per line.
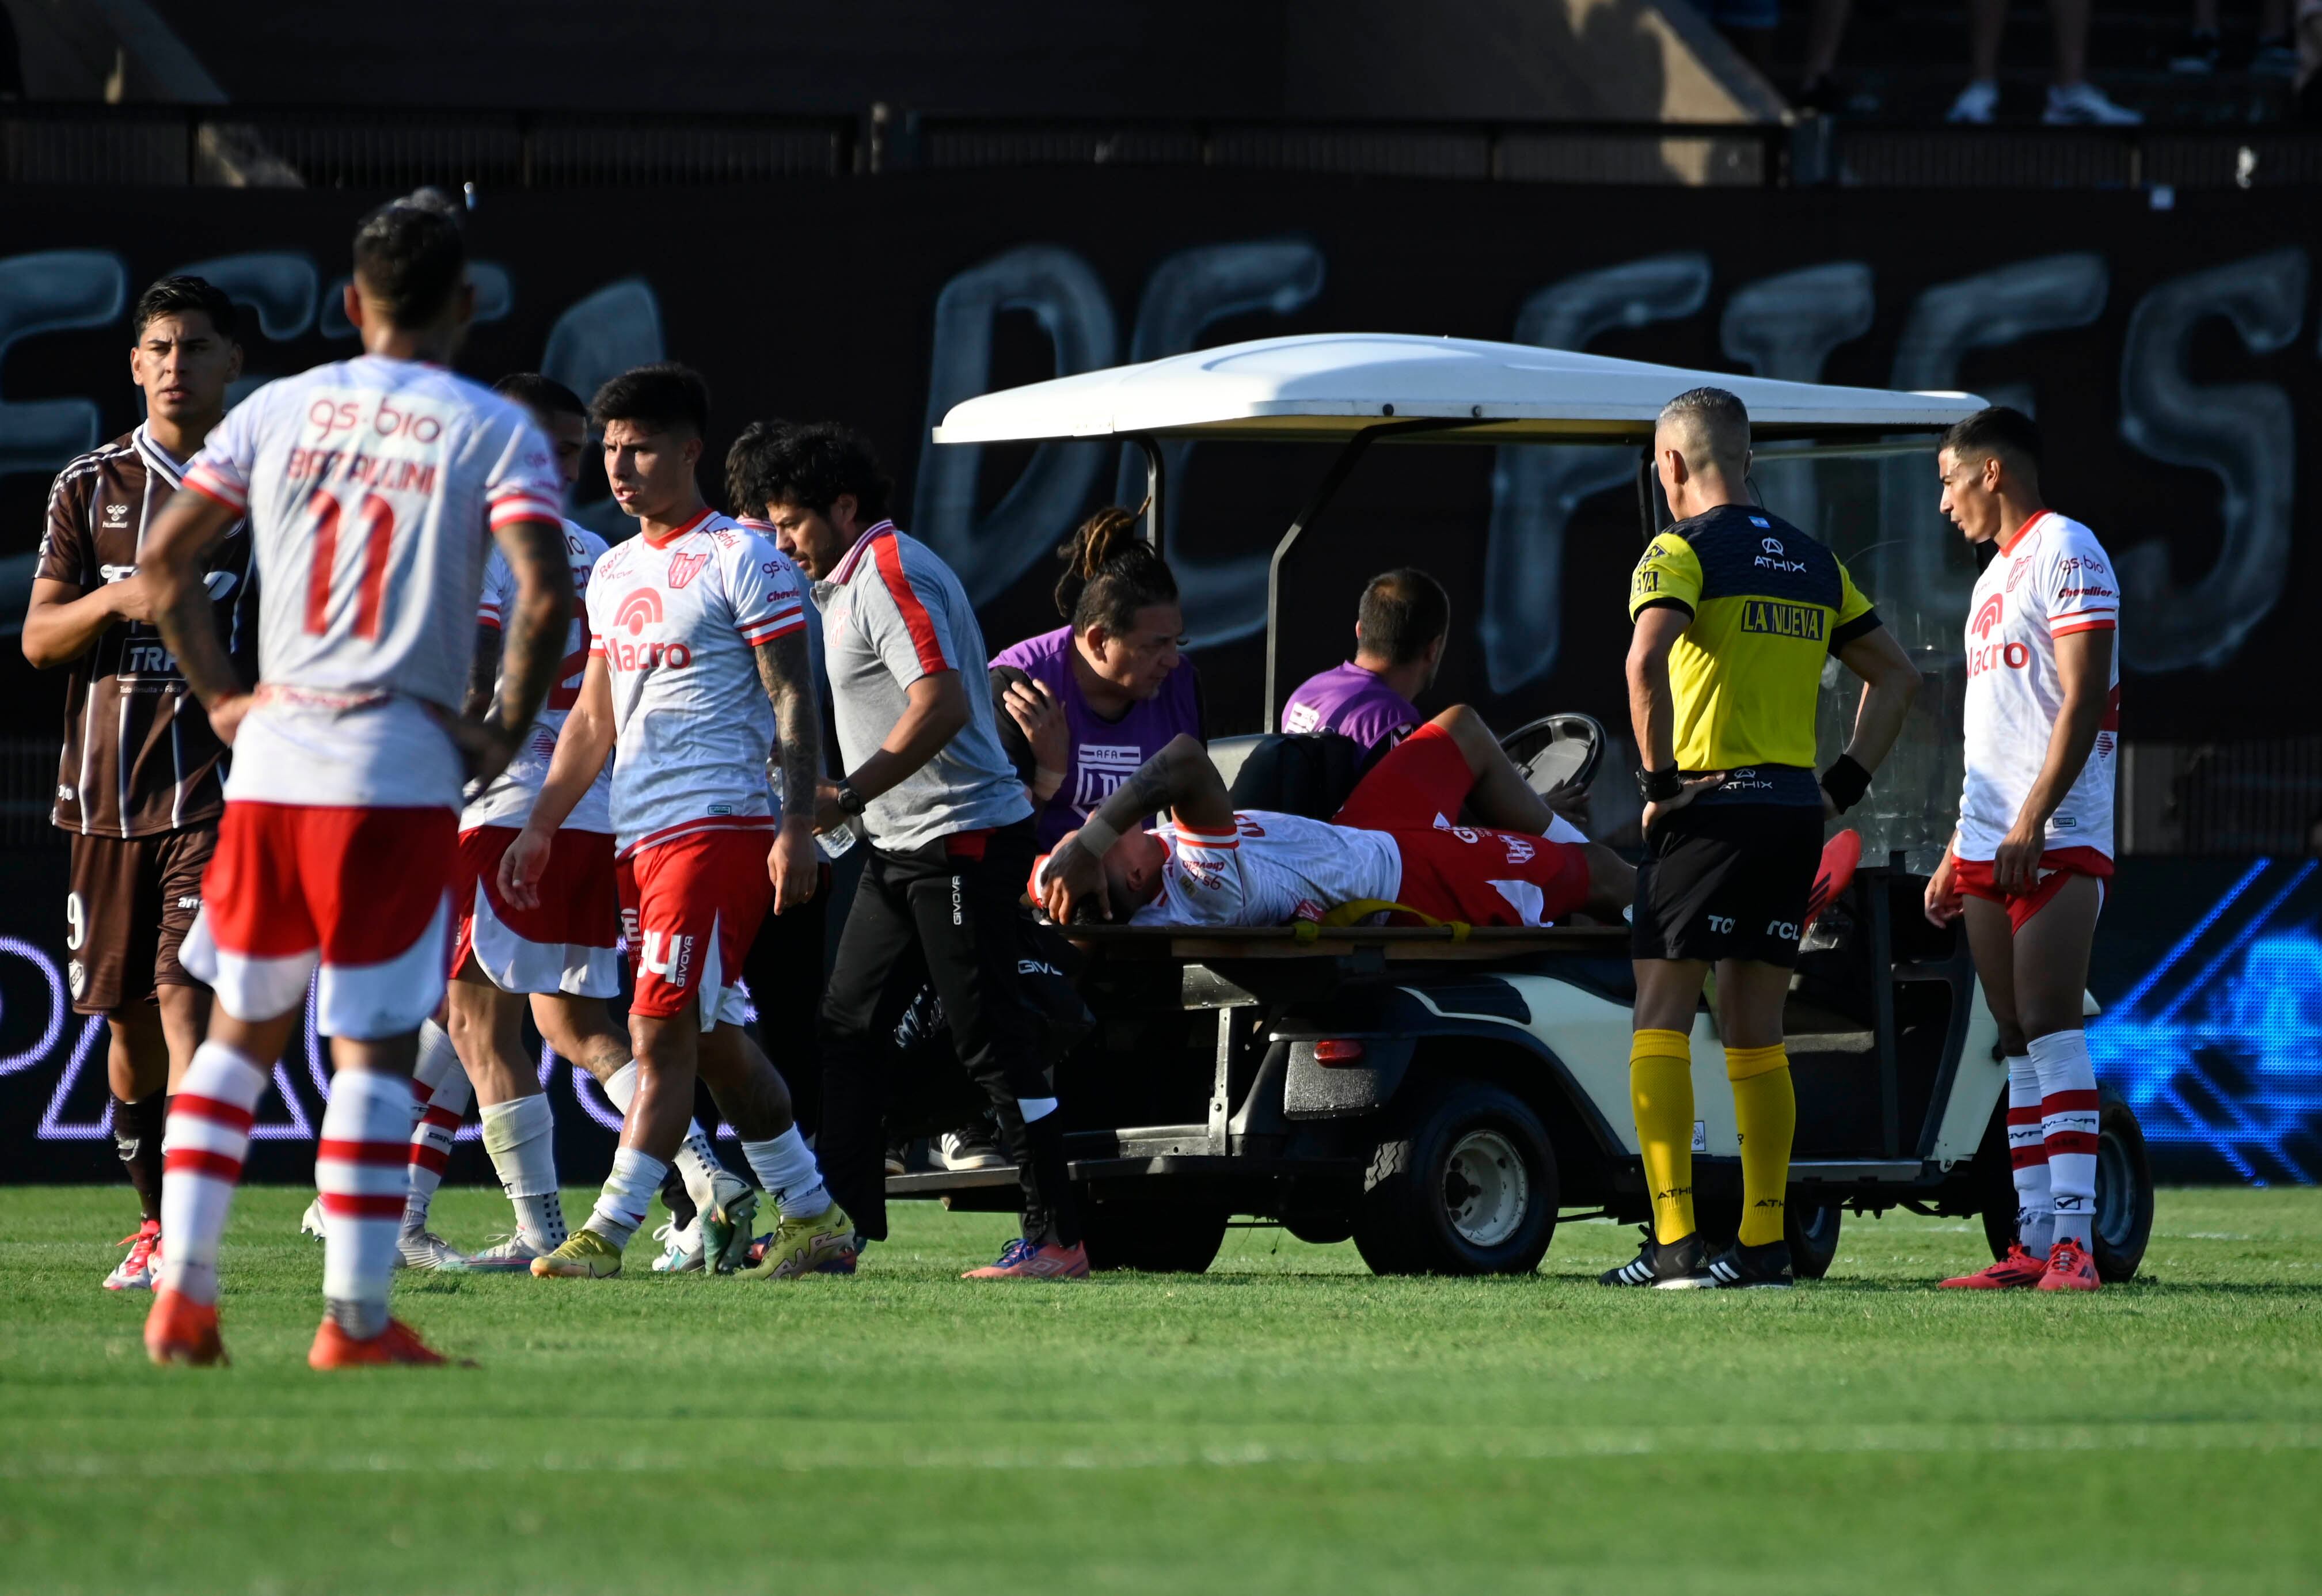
1797 0 1854 111
1950 0 2142 123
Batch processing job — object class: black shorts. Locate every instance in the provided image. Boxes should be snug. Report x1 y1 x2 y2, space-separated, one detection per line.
1631 802 1823 968
64 826 216 1014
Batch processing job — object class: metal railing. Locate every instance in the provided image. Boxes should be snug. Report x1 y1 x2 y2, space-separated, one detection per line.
2120 739 2322 857
0 105 860 188
5 104 2321 189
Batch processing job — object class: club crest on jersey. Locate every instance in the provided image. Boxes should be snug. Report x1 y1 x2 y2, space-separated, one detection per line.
2006 557 2033 592
1971 594 2005 640
667 552 709 590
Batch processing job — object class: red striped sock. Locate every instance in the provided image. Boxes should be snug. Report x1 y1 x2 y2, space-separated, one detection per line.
403 1025 472 1233
158 1042 268 1306
2004 1054 2053 1258
404 1101 462 1233
318 1070 416 1332
2031 1030 2100 1252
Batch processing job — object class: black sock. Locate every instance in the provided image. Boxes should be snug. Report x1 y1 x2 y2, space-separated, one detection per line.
659 1164 697 1229
113 1093 167 1223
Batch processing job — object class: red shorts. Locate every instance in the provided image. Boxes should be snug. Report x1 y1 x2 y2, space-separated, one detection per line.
451 826 622 998
1334 721 1593 928
1385 823 1595 927
180 801 456 1039
617 827 773 1027
1951 845 2112 934
1333 721 1473 831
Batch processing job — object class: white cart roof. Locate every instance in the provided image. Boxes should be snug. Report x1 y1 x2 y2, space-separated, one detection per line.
932 332 1982 446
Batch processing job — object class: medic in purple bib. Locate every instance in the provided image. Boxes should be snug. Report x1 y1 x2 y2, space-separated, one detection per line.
990 507 1204 852
1279 568 1449 754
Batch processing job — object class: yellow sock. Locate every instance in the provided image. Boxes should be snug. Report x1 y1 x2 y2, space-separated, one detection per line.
1727 1045 1795 1248
1631 1029 1696 1244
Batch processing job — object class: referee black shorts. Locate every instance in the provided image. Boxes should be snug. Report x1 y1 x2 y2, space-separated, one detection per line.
1631 801 1824 968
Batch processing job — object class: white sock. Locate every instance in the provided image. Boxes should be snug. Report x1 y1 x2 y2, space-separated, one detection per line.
157 1041 269 1306
586 1146 668 1248
317 1071 413 1340
740 1127 831 1220
1019 1096 1059 1123
2031 1030 2100 1252
480 1095 566 1251
412 1018 462 1103
2005 1054 2053 1259
603 1062 723 1211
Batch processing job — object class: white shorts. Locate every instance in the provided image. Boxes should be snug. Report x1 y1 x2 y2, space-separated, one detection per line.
450 826 622 998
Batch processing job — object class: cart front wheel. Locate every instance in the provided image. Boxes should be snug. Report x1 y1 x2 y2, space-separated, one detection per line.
1785 1201 1843 1279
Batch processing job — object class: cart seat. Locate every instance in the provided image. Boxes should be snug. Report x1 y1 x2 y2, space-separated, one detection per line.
1215 731 1381 819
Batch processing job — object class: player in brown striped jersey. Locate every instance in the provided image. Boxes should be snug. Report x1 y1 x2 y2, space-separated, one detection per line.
22 276 258 1291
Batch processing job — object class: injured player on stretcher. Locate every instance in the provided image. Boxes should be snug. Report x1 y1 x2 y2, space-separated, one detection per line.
1033 707 1635 931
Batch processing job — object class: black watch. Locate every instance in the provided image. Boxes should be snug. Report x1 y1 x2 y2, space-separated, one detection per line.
835 781 868 816
1636 765 1683 803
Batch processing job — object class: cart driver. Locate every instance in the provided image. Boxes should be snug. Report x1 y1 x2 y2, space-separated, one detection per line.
1033 706 1633 932
1611 387 1920 1291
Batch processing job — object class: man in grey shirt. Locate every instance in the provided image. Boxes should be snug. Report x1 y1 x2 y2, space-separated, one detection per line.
744 420 1087 1280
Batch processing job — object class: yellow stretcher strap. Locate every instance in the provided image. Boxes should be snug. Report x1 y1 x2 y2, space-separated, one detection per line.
1305 899 1473 943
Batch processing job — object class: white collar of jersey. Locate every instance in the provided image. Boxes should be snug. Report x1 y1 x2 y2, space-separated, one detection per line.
830 519 899 584
131 422 187 489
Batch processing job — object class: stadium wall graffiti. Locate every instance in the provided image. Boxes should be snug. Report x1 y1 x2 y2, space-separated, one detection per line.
0 176 2316 1182
2 178 2317 744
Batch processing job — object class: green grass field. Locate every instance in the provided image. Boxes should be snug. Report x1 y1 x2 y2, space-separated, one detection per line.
2 1185 2319 1596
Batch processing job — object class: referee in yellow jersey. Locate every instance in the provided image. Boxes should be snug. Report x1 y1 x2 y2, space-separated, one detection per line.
1605 388 1920 1289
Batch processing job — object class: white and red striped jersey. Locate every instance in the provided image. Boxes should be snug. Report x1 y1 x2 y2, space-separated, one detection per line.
584 509 805 857
1956 510 2121 864
184 355 560 808
461 518 612 833
1033 810 1401 929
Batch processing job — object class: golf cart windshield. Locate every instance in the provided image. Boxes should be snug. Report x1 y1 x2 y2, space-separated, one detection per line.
937 333 1985 871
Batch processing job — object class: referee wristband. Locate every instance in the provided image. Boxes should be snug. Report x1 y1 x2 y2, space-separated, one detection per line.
1820 754 1872 813
1637 765 1683 804
1076 815 1122 857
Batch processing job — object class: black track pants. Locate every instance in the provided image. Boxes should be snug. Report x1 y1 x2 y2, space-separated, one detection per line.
817 819 1078 1248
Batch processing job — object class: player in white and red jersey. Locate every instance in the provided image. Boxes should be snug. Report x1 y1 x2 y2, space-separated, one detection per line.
1925 407 2119 1294
351 373 751 1275
501 364 853 1282
1035 706 1632 932
134 192 573 1367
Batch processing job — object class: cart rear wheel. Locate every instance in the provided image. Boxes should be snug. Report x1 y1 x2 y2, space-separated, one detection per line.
1354 1081 1557 1276
1079 1203 1230 1274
